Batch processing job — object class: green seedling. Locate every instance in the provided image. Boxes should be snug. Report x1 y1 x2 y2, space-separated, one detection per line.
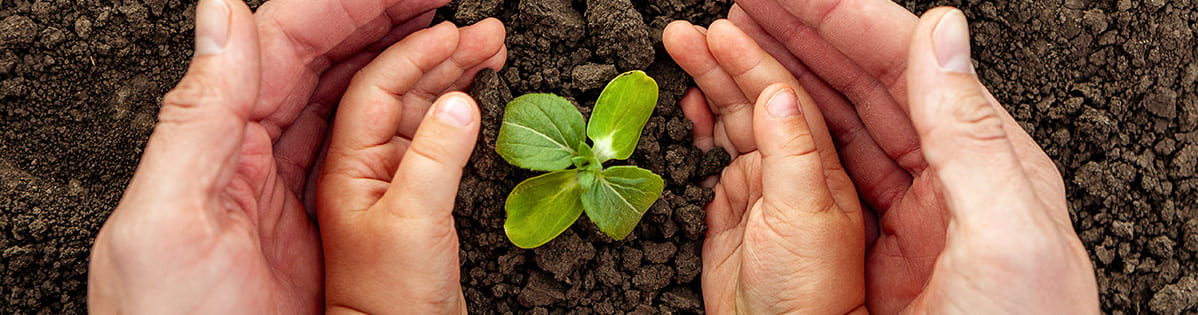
496 70 664 249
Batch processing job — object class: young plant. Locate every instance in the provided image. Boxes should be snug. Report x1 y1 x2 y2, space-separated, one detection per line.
496 70 664 249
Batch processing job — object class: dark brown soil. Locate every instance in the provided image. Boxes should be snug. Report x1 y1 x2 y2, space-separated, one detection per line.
447 0 730 312
1 0 1196 313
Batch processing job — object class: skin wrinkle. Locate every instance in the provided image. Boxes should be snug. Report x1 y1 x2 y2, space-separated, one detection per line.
718 43 768 80
368 36 450 97
275 53 381 196
709 235 744 281
256 20 323 131
260 175 290 259
328 144 399 184
809 0 849 37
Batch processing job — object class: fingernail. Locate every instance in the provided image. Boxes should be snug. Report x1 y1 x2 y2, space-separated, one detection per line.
932 9 973 74
436 95 473 127
766 88 800 118
693 25 708 35
195 0 230 56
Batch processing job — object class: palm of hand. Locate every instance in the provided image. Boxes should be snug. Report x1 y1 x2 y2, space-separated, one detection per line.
864 169 949 310
212 124 324 312
87 99 323 314
703 152 861 314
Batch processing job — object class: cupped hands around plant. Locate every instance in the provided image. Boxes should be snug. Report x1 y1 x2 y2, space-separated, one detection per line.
87 0 453 313
674 0 1097 313
664 20 868 314
497 71 665 248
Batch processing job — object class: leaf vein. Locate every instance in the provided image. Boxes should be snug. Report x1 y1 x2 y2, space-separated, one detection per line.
601 178 637 215
503 121 575 153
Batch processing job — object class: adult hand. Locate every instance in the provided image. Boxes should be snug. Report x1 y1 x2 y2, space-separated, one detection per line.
663 20 867 314
88 0 451 313
726 0 1099 313
317 20 505 314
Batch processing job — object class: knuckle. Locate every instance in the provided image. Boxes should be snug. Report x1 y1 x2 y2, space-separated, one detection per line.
718 100 753 115
159 77 226 123
948 92 1007 142
408 141 455 167
778 129 819 159
163 77 223 109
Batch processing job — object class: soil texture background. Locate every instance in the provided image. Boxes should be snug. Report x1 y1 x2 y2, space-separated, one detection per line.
2 0 1197 313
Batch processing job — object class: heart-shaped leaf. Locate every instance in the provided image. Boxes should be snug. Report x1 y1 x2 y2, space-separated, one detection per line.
504 170 586 249
580 165 664 240
497 93 586 171
587 71 658 162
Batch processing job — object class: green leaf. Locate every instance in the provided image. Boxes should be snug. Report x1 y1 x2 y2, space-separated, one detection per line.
497 93 587 171
587 70 658 162
504 170 585 249
577 169 597 191
575 142 602 171
581 166 665 240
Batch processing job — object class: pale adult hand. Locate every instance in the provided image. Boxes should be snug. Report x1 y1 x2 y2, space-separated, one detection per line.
88 0 453 313
723 0 1099 313
317 20 505 314
663 20 867 314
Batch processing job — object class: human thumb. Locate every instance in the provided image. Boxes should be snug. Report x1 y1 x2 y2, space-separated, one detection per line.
382 92 480 220
906 8 1042 226
132 0 259 199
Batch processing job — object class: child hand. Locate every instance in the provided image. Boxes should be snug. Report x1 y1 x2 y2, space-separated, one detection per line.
664 19 867 314
317 19 505 314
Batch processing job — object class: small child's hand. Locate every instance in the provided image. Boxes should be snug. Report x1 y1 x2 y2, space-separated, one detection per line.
664 19 867 314
317 19 505 314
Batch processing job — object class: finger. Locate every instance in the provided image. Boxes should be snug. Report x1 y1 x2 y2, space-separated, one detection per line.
705 20 861 218
753 85 836 216
399 18 505 138
729 6 912 213
737 0 917 93
662 20 756 153
732 0 926 175
448 44 508 92
332 22 459 151
318 23 458 212
744 84 866 314
380 92 479 220
907 8 1042 224
322 94 474 315
680 87 716 152
711 121 739 159
134 0 258 201
367 10 439 52
256 0 448 62
252 0 448 132
704 20 835 169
